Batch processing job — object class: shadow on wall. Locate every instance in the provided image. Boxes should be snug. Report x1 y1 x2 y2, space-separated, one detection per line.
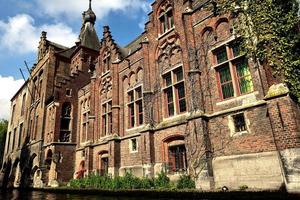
0 136 34 189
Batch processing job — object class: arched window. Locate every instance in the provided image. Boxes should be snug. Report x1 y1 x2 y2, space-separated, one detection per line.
103 50 111 72
158 2 174 34
45 149 53 169
59 102 71 142
98 151 109 176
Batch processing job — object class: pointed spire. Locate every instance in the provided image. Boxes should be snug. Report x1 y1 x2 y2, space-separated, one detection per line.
83 0 96 24
89 0 92 10
78 0 100 51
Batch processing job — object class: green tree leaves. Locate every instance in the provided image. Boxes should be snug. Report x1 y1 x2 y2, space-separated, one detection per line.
0 119 8 166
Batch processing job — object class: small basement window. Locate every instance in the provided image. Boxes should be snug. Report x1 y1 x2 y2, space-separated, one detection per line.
233 113 247 132
66 89 72 96
130 138 138 153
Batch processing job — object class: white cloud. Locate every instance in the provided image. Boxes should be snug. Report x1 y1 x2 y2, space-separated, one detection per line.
35 0 150 21
0 14 78 54
0 76 24 120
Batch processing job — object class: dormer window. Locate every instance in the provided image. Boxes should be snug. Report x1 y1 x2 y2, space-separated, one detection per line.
159 7 174 34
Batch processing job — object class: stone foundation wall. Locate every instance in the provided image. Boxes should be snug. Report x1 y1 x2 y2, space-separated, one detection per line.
212 151 283 190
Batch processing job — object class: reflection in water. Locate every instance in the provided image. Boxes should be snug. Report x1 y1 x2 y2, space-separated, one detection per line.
0 190 165 200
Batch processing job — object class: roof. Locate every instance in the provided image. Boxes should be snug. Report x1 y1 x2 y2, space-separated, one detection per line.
79 22 100 51
57 46 77 58
121 34 144 57
48 40 69 50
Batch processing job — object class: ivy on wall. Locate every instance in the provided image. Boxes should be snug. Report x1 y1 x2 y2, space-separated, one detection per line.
212 0 300 102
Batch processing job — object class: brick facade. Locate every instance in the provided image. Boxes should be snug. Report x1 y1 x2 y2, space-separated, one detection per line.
1 0 299 191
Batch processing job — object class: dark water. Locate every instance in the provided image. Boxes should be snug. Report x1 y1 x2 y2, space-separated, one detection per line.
0 190 166 200
1 190 299 200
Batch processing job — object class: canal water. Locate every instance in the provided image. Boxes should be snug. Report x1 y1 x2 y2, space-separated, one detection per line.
1 189 299 200
0 190 174 200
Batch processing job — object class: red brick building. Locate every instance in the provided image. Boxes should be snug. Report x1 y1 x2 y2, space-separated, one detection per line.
1 0 300 191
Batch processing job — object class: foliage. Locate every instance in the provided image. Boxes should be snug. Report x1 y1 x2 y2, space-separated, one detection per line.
68 171 199 190
213 0 300 101
239 185 249 191
176 175 196 189
154 171 170 189
0 119 8 166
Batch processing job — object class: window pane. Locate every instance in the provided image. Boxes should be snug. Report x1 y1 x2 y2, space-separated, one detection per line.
167 10 174 29
168 104 174 116
164 73 172 86
136 87 142 99
102 116 106 135
166 88 174 116
176 83 186 113
129 104 135 127
179 99 186 113
165 88 174 116
128 91 134 102
174 68 183 82
232 44 242 57
131 139 137 151
221 83 234 99
236 60 253 94
177 83 185 99
166 88 173 104
137 100 143 125
108 113 112 133
219 65 232 84
233 114 247 132
239 77 254 94
160 16 166 33
236 60 250 77
108 101 112 111
102 104 106 113
216 48 228 64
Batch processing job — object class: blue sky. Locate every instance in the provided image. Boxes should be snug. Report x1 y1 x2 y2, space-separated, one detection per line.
0 0 152 119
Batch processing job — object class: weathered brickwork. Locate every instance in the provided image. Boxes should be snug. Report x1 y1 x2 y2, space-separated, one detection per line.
1 0 299 192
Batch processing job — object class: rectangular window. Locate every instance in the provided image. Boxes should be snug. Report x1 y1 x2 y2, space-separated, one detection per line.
127 87 143 128
11 104 16 124
214 42 254 100
130 138 138 152
102 100 112 136
168 145 187 173
18 123 23 148
12 128 16 151
167 9 174 29
34 116 38 140
233 113 247 132
218 65 234 99
6 132 11 153
100 157 109 176
163 67 186 117
159 8 174 34
160 15 167 33
21 94 26 116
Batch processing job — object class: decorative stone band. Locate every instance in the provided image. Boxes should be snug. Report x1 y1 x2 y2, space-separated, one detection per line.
264 83 289 100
